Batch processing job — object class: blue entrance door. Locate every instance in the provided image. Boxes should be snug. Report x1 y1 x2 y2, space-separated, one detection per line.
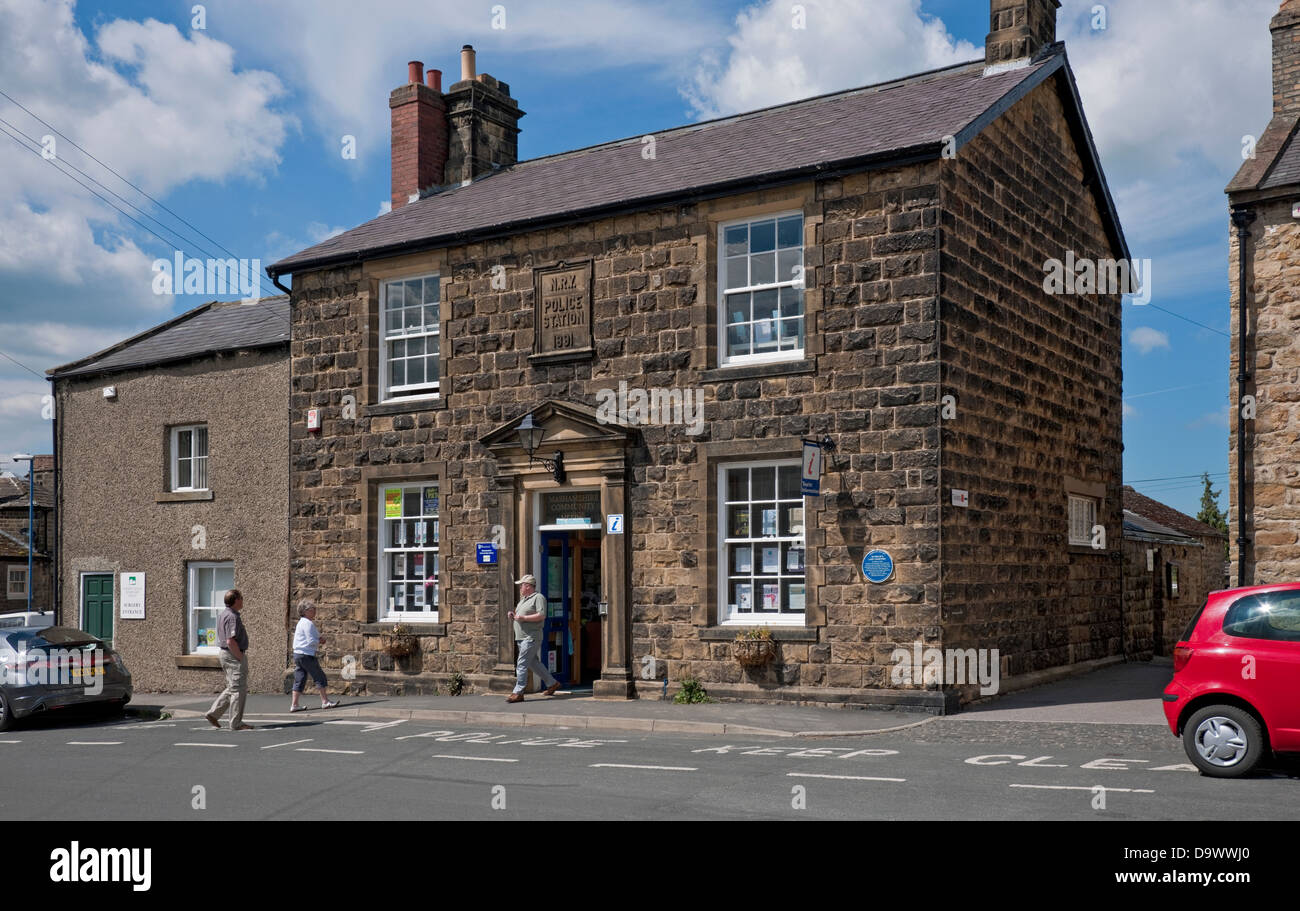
539 532 573 684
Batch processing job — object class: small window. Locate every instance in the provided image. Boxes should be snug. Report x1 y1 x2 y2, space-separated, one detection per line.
381 275 441 401
1223 590 1300 643
171 425 209 491
719 461 806 624
1166 563 1180 600
188 562 233 653
378 482 440 621
6 567 27 600
1068 495 1097 547
718 213 804 366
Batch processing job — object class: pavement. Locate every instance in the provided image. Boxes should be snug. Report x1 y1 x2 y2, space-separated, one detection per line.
125 658 1176 737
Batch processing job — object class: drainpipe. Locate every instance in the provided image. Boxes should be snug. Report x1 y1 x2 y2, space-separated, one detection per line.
266 267 291 297
1231 206 1256 588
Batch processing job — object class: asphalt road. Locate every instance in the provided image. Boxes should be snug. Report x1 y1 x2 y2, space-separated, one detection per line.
2 708 1298 820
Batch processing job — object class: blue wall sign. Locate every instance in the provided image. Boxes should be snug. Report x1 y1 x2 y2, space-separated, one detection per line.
476 543 498 565
861 549 894 584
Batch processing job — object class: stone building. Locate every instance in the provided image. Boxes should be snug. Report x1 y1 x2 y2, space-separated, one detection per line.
49 298 290 691
1226 0 1300 586
0 457 54 614
1121 487 1228 658
269 0 1128 709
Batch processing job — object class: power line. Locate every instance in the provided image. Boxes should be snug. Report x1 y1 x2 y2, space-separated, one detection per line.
0 347 46 380
1132 302 1230 338
0 87 240 260
1128 471 1228 484
1123 381 1222 401
0 114 225 263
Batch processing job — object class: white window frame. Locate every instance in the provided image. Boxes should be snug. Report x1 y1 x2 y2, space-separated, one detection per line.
379 274 441 403
1068 494 1098 547
378 481 440 623
718 459 806 626
7 567 27 600
187 561 234 655
170 424 209 492
716 212 806 368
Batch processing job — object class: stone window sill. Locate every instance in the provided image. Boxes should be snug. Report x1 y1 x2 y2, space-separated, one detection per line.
700 360 816 383
367 397 447 418
157 490 214 503
699 626 819 642
361 622 447 636
175 655 221 669
1068 544 1111 556
528 348 594 367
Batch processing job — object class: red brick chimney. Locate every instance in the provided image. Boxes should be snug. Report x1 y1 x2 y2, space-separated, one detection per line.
389 60 448 210
1273 1 1300 116
985 0 1060 73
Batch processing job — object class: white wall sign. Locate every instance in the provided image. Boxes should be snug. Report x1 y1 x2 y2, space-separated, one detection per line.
607 514 624 534
120 572 145 619
952 489 969 508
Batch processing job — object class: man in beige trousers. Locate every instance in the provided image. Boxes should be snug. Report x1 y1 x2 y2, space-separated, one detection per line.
205 589 252 731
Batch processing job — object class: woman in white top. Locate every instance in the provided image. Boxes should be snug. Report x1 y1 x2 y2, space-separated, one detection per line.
290 600 339 712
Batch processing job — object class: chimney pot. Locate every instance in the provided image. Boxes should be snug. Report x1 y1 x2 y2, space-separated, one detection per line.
408 60 423 84
461 45 477 82
426 68 442 92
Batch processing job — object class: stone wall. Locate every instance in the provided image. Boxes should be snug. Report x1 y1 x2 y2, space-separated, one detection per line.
290 163 948 702
1122 536 1213 658
939 80 1125 694
57 348 290 692
1230 197 1300 585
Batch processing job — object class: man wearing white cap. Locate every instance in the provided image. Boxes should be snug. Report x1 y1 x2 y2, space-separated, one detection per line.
507 574 560 703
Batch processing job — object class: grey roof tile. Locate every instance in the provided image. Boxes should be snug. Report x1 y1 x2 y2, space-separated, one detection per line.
48 296 290 379
271 54 1060 275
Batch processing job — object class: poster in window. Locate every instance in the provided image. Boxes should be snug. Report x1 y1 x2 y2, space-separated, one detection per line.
788 583 805 612
385 488 402 518
413 553 425 578
761 546 780 574
761 508 777 536
413 583 425 607
737 584 752 612
787 506 804 535
762 584 779 612
396 521 407 548
423 485 439 515
787 547 804 572
414 521 427 546
395 587 406 609
732 508 750 537
734 546 752 574
394 553 406 578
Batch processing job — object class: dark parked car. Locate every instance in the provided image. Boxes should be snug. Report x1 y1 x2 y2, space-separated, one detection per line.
0 625 132 732
1163 583 1300 777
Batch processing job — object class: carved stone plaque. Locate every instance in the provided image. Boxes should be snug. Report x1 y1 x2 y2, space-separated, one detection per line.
533 259 593 362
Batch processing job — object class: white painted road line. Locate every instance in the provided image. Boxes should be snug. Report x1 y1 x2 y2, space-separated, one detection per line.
0 739 21 744
175 742 238 749
590 763 697 772
787 772 907 783
296 748 364 755
432 754 519 763
1010 784 1155 793
262 739 314 750
66 741 123 746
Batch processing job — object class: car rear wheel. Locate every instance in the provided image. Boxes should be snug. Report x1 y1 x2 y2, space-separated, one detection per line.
1183 705 1265 778
0 690 11 733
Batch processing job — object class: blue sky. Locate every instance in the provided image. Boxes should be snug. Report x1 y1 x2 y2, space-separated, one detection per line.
0 0 1276 517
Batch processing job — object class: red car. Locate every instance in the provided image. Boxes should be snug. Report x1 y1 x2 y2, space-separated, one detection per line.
1163 583 1300 777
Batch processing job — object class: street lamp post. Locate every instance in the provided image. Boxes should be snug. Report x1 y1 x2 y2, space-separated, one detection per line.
12 453 34 612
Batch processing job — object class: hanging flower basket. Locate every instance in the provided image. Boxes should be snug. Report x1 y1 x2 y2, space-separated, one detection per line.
733 630 776 667
384 624 418 659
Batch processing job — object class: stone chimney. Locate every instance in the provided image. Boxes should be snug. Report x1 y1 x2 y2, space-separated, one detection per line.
31 455 53 495
1273 1 1300 116
443 45 524 185
985 0 1060 73
389 60 449 210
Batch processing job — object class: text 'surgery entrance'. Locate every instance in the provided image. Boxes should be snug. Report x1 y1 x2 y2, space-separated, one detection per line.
539 529 602 687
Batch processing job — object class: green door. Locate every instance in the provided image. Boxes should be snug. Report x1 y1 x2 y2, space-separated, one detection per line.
83 574 113 646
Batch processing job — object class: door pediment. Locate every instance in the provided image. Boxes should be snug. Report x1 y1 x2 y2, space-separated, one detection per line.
479 399 634 456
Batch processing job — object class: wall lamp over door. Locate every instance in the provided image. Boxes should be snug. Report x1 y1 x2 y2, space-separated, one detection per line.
515 414 565 484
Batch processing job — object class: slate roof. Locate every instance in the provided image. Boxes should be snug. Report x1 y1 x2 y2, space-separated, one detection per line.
1226 114 1300 195
48 296 290 379
1123 486 1227 540
1122 510 1197 545
0 475 53 510
272 45 1126 276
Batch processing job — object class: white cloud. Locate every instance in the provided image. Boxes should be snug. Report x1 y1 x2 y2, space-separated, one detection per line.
1188 406 1233 430
1129 327 1171 354
377 200 392 217
1122 401 1137 419
681 0 979 119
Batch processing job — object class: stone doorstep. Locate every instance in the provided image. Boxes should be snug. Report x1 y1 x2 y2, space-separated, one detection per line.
122 702 932 738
